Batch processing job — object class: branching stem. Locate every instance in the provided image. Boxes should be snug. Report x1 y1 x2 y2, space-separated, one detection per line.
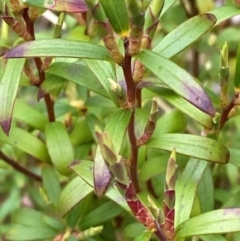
22 8 55 122
0 151 42 182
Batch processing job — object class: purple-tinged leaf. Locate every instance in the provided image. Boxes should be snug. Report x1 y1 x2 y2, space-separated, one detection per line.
138 50 215 117
93 146 112 197
23 0 87 13
0 59 25 135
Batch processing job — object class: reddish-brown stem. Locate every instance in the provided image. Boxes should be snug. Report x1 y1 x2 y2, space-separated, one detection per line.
0 151 42 182
44 94 56 122
122 39 140 192
219 94 237 130
22 8 55 122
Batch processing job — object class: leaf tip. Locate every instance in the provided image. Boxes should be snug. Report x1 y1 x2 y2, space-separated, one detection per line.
1 119 12 136
204 13 217 24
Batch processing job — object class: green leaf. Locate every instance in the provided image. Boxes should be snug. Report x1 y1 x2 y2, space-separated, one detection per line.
58 176 93 216
197 165 214 213
42 166 61 205
45 121 74 175
0 58 25 135
148 87 213 129
154 109 187 134
175 159 208 227
105 186 130 212
70 160 94 187
46 62 109 98
99 0 129 37
133 230 152 241
70 160 130 211
175 208 240 238
229 148 240 167
23 0 87 13
147 134 229 164
104 109 132 153
84 59 118 105
6 225 58 240
11 208 63 230
79 201 123 230
138 50 215 117
160 0 178 17
235 42 240 89
210 6 240 26
153 14 216 58
5 39 111 61
123 223 146 238
200 234 228 241
139 154 168 181
13 99 48 131
0 127 50 162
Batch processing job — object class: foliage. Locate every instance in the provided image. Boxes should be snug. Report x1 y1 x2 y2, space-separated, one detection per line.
1 0 240 241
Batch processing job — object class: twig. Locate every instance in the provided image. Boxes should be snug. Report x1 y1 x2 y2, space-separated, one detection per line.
0 151 42 182
22 8 55 122
219 93 238 130
122 39 140 192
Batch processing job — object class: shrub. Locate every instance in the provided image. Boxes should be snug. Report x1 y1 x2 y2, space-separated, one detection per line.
1 0 240 241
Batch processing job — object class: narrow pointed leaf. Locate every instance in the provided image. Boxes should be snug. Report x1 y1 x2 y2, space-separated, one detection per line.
175 208 240 238
45 121 74 176
105 186 130 212
13 99 48 131
161 0 178 17
85 59 118 105
58 176 93 216
6 225 58 240
133 230 153 241
175 159 208 227
148 87 213 129
23 0 87 13
210 6 240 25
5 39 111 61
70 160 94 187
42 166 61 205
0 59 25 135
79 201 123 230
147 134 229 164
0 127 50 162
138 50 215 116
99 0 129 37
153 14 216 58
12 208 63 230
47 62 109 98
104 109 132 153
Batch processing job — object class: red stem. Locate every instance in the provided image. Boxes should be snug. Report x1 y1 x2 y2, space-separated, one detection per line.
122 39 140 192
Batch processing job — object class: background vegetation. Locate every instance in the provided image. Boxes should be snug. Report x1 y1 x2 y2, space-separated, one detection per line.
1 0 240 240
